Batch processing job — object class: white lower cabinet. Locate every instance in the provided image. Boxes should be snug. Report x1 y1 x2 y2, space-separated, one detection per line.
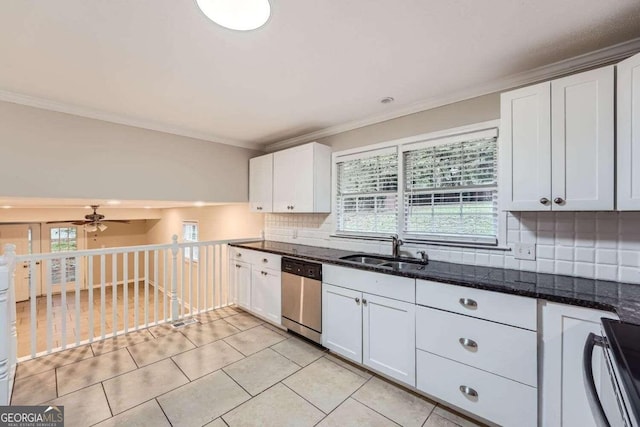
417 350 537 427
250 267 281 324
322 283 415 386
541 302 618 427
363 294 415 386
230 260 251 310
322 283 362 363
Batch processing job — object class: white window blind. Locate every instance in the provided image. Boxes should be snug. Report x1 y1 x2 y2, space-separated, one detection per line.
402 133 498 244
335 149 398 235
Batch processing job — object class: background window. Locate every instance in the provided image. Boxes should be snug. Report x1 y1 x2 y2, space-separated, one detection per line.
50 227 77 284
335 149 398 235
182 221 199 261
402 132 498 244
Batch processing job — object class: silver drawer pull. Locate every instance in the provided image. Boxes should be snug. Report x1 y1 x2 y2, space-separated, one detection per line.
237 253 242 258
459 338 478 351
459 298 477 309
235 264 241 268
459 385 478 398
262 258 268 263
355 297 360 305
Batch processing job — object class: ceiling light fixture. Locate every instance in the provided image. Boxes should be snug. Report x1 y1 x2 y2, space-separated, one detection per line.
196 0 271 31
380 97 395 104
106 200 121 206
194 201 206 207
1 205 12 209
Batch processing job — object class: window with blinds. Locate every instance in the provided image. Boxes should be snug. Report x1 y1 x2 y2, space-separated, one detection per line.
402 130 498 244
182 221 199 261
335 148 398 235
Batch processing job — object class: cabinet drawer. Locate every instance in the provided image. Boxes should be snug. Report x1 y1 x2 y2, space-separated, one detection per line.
416 306 537 387
230 247 255 264
323 265 415 303
251 251 281 269
416 280 537 330
417 350 537 427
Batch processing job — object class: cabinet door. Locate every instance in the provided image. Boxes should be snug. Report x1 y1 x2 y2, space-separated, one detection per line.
500 82 551 211
232 261 251 310
551 66 614 210
273 144 315 212
363 293 415 386
322 283 362 363
541 302 618 427
617 52 640 210
249 154 273 212
251 267 281 324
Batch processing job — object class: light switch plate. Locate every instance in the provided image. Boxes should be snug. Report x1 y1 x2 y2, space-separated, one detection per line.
513 243 536 260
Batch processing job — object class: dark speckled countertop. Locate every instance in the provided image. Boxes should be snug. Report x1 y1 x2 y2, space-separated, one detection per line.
231 240 640 325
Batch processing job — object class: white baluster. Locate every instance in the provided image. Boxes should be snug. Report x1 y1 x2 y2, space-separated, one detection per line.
170 235 179 321
88 256 94 342
134 251 139 330
196 245 201 314
29 259 37 358
0 245 16 405
74 254 80 346
45 259 52 353
188 245 193 317
153 250 158 325
144 250 149 328
100 254 106 340
163 250 168 321
123 253 128 334
60 256 67 349
204 245 209 311
112 253 118 336
181 247 185 318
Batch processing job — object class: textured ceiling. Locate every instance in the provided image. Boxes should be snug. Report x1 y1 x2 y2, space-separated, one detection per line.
1 0 639 147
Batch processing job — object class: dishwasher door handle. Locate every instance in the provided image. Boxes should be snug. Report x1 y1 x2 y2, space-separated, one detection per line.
583 332 611 427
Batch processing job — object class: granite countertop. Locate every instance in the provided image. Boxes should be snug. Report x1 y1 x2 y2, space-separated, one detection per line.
230 240 640 325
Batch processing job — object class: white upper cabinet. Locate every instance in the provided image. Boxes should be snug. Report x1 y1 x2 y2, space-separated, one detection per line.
551 66 614 211
617 52 640 210
272 142 332 213
249 154 273 213
500 66 615 211
500 82 551 211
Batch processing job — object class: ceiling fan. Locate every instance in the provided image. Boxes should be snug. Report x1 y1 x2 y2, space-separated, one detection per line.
47 205 130 232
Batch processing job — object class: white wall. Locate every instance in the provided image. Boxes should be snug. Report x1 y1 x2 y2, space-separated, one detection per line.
0 101 260 203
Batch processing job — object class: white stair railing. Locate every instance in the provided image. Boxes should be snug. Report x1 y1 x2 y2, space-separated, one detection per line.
0 244 17 405
4 235 255 361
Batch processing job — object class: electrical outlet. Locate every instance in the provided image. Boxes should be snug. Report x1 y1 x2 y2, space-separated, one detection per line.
513 243 536 260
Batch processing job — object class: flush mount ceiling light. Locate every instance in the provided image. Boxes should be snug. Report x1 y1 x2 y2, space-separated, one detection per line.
380 97 395 104
196 0 271 31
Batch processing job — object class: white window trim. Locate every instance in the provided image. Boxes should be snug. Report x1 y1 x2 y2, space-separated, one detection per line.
332 120 507 248
182 220 199 262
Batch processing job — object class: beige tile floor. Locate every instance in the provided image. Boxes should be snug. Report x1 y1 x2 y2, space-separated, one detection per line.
11 307 486 427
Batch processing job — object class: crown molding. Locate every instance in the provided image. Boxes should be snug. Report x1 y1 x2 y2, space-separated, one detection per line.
0 89 262 150
265 37 640 152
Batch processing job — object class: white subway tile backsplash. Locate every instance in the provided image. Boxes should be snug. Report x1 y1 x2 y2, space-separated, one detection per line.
264 211 640 284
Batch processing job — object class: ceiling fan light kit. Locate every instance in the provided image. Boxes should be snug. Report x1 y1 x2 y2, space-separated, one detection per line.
195 0 271 31
47 205 129 231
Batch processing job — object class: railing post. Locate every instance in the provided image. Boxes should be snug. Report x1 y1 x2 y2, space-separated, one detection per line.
170 235 179 321
0 244 17 405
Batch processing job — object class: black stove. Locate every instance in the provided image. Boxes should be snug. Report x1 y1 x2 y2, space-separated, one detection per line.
602 318 640 424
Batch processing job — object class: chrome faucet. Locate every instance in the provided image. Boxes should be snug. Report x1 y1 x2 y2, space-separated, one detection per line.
417 250 429 264
391 235 403 258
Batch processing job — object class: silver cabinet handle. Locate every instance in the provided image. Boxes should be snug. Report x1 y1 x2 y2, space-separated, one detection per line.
262 258 268 263
257 206 262 210
261 271 267 276
235 264 241 268
459 385 478 398
459 338 478 350
459 298 477 309
291 205 294 210
554 197 565 205
539 197 549 205
362 299 368 306
237 253 242 257
355 297 360 305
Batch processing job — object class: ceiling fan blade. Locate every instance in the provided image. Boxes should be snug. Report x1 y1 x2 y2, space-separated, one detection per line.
45 220 81 224
103 220 131 224
72 221 90 225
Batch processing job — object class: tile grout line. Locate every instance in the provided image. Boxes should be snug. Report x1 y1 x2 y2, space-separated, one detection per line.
154 397 175 427
100 382 114 419
311 375 374 427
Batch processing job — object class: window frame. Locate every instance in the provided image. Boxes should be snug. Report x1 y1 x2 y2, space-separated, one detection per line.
331 120 505 247
182 221 199 262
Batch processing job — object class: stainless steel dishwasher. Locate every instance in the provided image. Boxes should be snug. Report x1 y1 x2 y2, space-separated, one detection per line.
281 257 322 343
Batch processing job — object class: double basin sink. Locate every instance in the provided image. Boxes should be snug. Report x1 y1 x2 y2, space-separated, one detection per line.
339 254 427 272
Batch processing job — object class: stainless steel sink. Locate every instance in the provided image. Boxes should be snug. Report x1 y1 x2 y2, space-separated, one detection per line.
379 261 426 271
339 254 389 265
